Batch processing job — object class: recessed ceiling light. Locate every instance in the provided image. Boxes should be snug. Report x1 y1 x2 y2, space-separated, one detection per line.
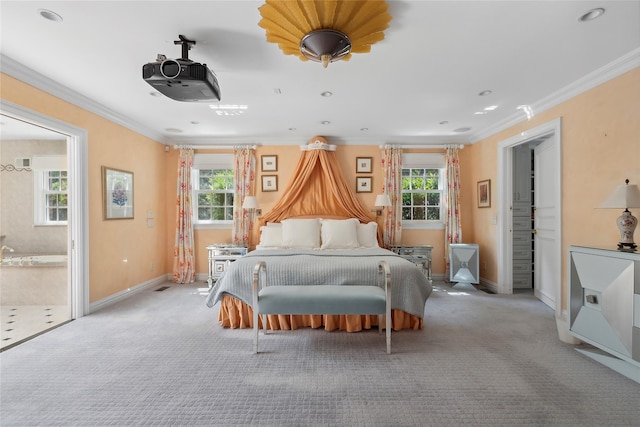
360 128 368 132
273 88 282 94
288 127 296 131
454 127 472 133
474 111 487 115
209 104 248 110
478 90 492 96
321 91 333 97
190 121 200 125
484 105 498 111
39 9 63 22
321 121 331 125
165 128 182 133
439 121 449 125
579 8 605 22
150 92 162 97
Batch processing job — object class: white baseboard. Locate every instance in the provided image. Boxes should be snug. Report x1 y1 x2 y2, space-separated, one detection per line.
479 277 499 293
89 275 169 313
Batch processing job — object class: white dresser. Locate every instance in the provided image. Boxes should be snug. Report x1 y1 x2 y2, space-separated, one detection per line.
568 246 640 383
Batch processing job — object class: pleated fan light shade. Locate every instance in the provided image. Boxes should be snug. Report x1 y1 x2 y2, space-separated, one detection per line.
258 0 391 68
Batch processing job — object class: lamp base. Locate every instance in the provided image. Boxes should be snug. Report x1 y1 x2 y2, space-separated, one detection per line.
616 209 637 252
617 242 637 252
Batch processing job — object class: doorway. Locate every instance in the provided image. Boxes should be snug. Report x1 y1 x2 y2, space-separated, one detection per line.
0 101 88 350
497 118 562 317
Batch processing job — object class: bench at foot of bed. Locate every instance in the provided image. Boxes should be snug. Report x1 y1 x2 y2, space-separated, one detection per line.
252 260 392 354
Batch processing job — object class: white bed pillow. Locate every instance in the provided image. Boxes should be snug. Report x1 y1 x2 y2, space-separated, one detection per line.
281 218 321 249
258 225 283 248
320 218 360 249
357 222 379 248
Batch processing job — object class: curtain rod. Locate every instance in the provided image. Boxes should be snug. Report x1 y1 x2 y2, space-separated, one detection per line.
380 144 464 149
173 144 256 150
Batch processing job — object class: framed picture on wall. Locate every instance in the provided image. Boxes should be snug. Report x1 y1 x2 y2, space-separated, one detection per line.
356 176 372 193
102 166 134 219
261 155 278 172
356 157 372 173
262 175 278 192
477 179 491 208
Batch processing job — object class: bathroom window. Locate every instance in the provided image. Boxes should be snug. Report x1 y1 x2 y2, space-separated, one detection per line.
34 170 68 225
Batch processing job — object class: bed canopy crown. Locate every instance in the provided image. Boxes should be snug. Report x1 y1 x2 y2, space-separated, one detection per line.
259 136 377 229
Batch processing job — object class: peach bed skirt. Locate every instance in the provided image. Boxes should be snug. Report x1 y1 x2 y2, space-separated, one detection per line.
218 295 423 332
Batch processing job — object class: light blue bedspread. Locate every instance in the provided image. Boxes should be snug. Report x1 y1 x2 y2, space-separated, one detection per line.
205 248 432 318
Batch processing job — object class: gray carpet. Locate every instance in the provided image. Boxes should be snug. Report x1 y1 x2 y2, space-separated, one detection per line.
1 282 638 426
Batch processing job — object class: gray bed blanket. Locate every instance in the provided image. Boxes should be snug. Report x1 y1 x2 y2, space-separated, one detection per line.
205 248 432 318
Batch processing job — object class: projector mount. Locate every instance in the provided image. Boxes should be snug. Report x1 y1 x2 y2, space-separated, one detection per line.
174 34 195 61
154 35 195 63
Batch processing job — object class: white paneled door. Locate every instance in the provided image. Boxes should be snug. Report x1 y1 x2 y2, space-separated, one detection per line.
533 136 559 310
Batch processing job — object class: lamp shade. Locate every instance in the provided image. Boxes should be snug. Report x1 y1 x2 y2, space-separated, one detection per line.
375 194 392 207
599 180 640 209
242 196 259 209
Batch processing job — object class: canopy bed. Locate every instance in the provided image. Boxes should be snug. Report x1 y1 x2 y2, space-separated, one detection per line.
206 137 433 332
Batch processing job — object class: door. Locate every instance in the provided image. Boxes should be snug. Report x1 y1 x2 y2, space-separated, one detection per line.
533 136 558 309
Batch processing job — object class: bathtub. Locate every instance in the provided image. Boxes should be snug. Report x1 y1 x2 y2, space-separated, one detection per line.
1 254 67 267
0 254 68 305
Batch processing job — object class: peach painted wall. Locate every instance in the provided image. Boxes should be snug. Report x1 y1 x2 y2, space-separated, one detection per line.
462 67 640 309
2 74 169 303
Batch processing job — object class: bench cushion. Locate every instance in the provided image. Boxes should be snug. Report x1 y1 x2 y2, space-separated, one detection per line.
258 285 386 315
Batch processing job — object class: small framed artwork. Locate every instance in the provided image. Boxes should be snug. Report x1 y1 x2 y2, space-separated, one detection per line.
261 155 278 172
356 176 372 193
102 166 134 219
356 157 372 173
262 175 278 192
477 179 491 208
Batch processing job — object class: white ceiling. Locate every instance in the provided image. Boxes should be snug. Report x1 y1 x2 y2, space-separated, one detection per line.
1 1 639 146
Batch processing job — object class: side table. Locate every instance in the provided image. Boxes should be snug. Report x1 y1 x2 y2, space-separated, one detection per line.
207 244 248 288
390 245 433 281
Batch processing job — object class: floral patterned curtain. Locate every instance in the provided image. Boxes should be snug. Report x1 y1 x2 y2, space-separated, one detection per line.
231 146 255 246
381 144 403 248
444 146 462 282
172 148 196 284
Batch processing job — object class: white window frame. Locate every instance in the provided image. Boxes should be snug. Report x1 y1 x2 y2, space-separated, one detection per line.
191 154 234 229
401 153 446 230
33 155 68 226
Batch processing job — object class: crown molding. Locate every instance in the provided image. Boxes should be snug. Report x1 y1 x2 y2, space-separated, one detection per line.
0 54 165 143
471 48 640 143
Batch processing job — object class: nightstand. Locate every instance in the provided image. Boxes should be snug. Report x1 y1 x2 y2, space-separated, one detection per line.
207 244 248 288
391 245 433 281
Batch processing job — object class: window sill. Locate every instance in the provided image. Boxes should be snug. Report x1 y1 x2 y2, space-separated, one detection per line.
194 222 232 230
402 221 445 230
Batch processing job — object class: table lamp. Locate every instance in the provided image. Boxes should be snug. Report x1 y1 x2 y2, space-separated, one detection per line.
598 179 640 251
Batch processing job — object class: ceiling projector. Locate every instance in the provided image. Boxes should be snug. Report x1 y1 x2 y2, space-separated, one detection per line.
142 35 221 102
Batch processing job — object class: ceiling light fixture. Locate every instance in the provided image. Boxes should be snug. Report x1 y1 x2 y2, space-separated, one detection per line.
258 0 391 68
321 121 331 125
454 127 472 133
478 90 492 96
579 8 605 22
321 91 333 97
38 9 63 22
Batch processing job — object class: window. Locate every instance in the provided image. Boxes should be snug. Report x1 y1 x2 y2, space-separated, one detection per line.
402 168 442 221
194 168 234 223
401 153 445 228
191 153 235 227
34 170 68 225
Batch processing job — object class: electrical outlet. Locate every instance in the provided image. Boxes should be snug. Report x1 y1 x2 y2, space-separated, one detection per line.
483 261 487 271
150 262 155 271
